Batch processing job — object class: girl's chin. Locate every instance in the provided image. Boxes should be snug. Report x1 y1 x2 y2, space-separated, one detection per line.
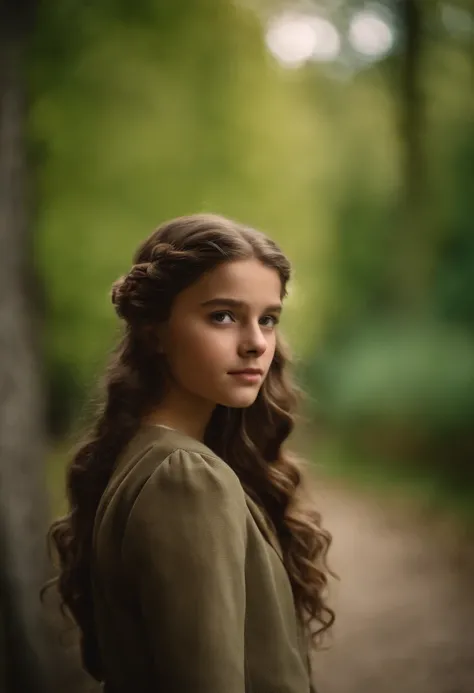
217 391 259 409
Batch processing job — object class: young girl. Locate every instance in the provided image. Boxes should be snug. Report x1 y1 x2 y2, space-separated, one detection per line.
47 213 335 692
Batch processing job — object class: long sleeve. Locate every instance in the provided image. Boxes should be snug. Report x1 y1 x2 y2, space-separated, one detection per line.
121 447 248 692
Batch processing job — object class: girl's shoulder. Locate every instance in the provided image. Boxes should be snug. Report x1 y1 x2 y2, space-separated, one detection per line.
93 425 244 545
115 423 220 479
122 424 243 498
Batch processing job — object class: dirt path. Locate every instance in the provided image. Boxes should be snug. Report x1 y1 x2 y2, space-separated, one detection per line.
46 477 474 693
310 476 474 693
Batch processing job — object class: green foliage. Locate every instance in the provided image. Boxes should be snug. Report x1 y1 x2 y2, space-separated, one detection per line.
316 320 474 430
29 0 474 514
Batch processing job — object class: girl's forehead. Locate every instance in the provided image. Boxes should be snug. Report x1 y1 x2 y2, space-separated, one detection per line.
177 259 283 309
197 259 281 297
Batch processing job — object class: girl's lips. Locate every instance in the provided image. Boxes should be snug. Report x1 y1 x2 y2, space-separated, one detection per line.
228 368 263 375
229 372 262 383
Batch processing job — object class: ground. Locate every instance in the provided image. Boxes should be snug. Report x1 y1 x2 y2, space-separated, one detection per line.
311 474 474 693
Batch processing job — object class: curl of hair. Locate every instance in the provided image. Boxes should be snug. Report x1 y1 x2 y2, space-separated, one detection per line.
43 213 335 681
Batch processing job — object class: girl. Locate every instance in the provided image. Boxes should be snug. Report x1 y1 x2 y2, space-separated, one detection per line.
46 213 335 692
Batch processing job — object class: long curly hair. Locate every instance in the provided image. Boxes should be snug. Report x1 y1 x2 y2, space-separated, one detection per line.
44 213 335 681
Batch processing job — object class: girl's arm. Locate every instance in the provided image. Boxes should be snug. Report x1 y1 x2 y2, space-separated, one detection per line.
122 448 248 692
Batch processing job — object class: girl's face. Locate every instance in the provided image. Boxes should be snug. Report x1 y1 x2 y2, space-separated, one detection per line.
158 258 283 412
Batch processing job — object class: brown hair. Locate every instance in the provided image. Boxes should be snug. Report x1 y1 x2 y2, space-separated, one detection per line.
44 213 335 680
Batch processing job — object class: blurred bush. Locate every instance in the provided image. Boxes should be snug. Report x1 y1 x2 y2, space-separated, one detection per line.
306 320 474 485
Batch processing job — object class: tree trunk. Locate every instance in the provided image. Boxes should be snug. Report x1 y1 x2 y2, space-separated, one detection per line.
396 0 428 312
0 1 54 691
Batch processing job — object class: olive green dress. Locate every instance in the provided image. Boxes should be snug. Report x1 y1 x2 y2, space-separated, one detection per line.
91 424 314 692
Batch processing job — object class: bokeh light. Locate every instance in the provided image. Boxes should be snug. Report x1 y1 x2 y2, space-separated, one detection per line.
265 12 341 68
348 9 395 59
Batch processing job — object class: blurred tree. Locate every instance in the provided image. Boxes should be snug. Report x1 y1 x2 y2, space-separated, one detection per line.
0 0 55 691
396 0 426 312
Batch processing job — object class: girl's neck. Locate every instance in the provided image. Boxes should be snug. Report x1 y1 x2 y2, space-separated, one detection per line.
142 413 206 442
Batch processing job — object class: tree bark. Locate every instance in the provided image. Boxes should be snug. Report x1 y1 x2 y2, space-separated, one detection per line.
0 1 54 691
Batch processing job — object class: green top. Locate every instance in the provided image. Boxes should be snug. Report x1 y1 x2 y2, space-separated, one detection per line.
91 424 314 692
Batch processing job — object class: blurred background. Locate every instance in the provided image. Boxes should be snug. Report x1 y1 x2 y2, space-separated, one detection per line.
1 0 473 691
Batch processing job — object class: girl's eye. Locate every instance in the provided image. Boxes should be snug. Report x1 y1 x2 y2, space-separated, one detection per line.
210 311 280 327
260 315 279 328
210 311 234 324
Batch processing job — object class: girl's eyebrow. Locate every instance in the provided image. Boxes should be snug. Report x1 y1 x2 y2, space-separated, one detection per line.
200 297 282 313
